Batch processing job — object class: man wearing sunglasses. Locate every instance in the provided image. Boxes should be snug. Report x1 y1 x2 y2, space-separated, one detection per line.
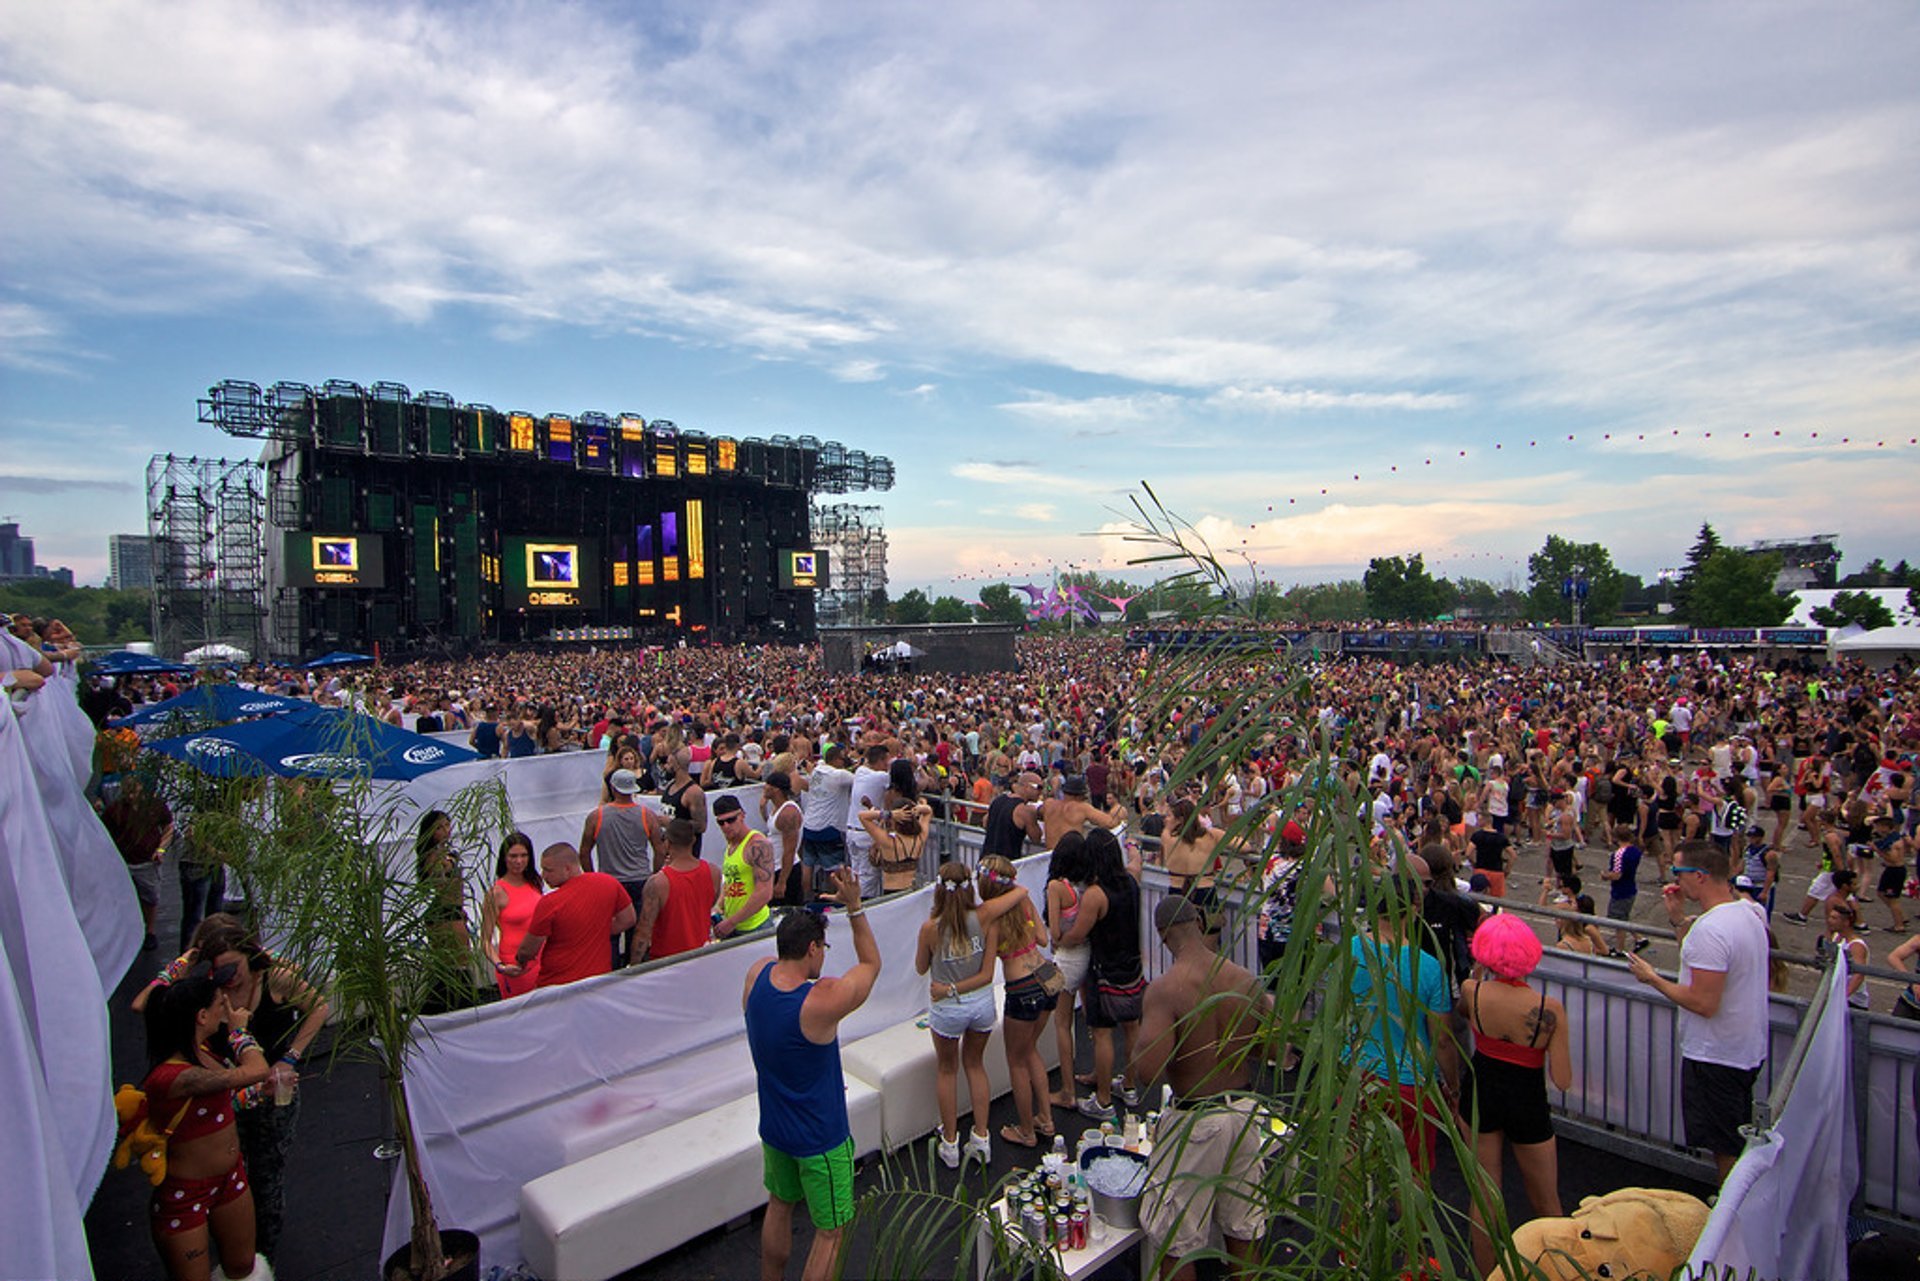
1626 839 1769 1184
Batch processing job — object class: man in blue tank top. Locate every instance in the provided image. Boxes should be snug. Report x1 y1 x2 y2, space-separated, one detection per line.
743 868 879 1280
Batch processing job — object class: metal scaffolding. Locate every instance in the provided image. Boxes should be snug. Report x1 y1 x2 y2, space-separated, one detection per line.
146 455 267 660
811 502 889 625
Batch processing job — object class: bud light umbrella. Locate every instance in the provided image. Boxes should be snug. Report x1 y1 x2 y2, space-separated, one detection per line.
146 708 478 782
115 685 324 734
301 650 376 669
90 650 194 676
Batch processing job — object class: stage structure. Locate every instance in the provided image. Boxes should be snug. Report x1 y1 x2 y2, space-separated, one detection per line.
196 379 893 659
145 455 269 660
812 502 889 626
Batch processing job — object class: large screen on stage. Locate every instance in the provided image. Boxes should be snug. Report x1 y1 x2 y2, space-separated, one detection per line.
777 548 828 590
284 533 387 588
503 536 603 609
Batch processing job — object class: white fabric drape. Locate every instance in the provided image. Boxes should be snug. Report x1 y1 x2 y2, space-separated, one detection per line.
1687 956 1856 1280
379 850 1051 1268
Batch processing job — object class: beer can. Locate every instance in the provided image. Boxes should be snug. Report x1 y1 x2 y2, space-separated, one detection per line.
1069 1208 1088 1250
1052 1212 1071 1249
1023 1204 1047 1244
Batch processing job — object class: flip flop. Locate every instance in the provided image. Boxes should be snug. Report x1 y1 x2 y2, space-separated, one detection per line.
1073 1072 1098 1086
1000 1124 1038 1148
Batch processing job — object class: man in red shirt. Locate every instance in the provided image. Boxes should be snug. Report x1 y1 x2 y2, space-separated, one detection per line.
506 843 636 987
633 818 720 963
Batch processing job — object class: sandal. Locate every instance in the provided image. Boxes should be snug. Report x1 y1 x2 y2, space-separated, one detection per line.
1033 1118 1056 1139
1000 1124 1038 1148
1073 1072 1098 1087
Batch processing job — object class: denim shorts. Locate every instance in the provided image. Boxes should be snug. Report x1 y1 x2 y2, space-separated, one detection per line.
801 828 847 871
928 986 996 1038
1004 972 1058 1023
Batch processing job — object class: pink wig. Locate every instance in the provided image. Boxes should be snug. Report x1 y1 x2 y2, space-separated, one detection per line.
1470 913 1543 981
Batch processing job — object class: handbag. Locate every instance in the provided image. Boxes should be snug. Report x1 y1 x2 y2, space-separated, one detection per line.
1030 957 1067 998
112 1083 193 1186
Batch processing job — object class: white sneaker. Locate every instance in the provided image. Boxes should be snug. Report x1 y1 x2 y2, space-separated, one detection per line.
936 1135 960 1169
1114 1078 1142 1109
964 1130 992 1164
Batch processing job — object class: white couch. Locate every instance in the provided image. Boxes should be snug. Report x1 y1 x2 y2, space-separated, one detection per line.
519 1078 883 1281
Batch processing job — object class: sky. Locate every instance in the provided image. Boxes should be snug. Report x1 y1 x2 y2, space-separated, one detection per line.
3 0 1917 597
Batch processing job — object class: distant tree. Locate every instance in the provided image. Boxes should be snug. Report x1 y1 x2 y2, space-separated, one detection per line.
1526 536 1625 623
928 595 971 624
0 582 152 644
1453 578 1501 618
1685 549 1793 627
1671 522 1721 623
1279 580 1369 624
1810 589 1895 631
974 583 1027 626
1364 554 1448 621
889 588 932 625
1837 557 1891 588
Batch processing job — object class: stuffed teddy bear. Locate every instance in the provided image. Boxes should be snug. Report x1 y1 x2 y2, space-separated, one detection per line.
112 1083 176 1185
1486 1187 1712 1281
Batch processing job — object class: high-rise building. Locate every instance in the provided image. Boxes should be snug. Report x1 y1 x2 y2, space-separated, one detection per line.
0 521 77 586
109 534 155 591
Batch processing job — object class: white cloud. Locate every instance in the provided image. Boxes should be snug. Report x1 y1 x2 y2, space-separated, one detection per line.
1014 503 1057 522
1207 386 1468 413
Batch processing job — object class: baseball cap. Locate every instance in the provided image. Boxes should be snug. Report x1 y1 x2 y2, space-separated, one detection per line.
1732 874 1758 894
609 768 640 795
1153 896 1202 933
712 794 744 818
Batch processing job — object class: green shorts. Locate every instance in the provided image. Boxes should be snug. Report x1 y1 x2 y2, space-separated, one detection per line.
762 1135 856 1230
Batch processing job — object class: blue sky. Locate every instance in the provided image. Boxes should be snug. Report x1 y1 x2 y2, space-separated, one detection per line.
3 0 1917 593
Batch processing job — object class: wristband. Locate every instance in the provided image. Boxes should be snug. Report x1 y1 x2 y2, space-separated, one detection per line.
845 907 866 918
228 1030 262 1058
159 954 194 985
280 1048 302 1067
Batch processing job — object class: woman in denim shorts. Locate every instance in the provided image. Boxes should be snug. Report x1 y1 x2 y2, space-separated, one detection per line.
914 861 999 1168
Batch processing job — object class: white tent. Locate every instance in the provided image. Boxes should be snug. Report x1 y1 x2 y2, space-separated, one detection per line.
1834 624 1920 669
184 642 251 663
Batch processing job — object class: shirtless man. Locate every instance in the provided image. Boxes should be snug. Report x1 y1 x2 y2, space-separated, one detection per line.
1038 774 1120 851
1130 895 1275 1281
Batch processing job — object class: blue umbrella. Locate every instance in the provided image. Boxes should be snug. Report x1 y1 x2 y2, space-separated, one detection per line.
146 708 478 781
91 650 193 675
115 685 323 731
302 650 376 669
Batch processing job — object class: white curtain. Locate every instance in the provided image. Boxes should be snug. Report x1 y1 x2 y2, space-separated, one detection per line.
1687 957 1856 1280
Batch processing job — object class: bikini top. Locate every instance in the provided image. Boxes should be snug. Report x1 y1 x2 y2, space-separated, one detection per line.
1472 978 1550 1069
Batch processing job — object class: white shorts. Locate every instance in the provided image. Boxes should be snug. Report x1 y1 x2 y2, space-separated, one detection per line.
928 987 996 1039
1806 871 1837 903
1053 944 1091 995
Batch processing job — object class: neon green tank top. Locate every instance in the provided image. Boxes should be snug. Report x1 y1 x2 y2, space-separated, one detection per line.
722 832 771 932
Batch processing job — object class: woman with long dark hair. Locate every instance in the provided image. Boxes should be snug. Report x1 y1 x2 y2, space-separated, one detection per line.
1058 827 1144 1119
139 972 272 1280
480 832 544 997
913 860 999 1169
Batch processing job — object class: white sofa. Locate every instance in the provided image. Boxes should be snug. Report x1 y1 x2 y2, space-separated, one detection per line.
840 989 1062 1153
518 1078 883 1281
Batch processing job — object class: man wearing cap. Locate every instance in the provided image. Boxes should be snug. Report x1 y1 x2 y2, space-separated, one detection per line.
745 870 879 1281
1038 774 1120 851
580 767 665 967
1626 839 1769 1184
762 770 806 906
713 794 777 940
1132 895 1275 1278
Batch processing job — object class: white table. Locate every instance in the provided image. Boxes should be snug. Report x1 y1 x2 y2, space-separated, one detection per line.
974 1194 1142 1281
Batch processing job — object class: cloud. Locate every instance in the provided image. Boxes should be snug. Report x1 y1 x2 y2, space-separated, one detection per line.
0 472 136 494
997 391 1184 423
830 359 885 383
1207 386 1468 412
1014 502 1056 522
949 461 1118 496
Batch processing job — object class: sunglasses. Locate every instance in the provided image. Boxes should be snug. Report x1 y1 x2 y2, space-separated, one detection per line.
1670 865 1706 876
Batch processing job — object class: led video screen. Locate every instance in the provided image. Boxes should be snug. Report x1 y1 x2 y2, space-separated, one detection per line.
503 537 603 609
284 533 387 588
777 548 828 590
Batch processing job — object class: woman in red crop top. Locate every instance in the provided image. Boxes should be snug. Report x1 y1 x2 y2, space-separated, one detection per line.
139 972 271 1280
1456 914 1573 1278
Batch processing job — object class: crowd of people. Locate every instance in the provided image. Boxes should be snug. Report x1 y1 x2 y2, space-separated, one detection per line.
71 624 1920 1278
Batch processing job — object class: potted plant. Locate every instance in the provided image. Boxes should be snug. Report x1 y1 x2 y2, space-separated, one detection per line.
170 715 513 1281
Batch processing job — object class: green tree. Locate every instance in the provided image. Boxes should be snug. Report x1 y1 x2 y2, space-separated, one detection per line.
1810 589 1895 630
1525 536 1625 624
1363 554 1449 621
864 586 889 623
1687 549 1793 627
974 583 1027 625
1838 557 1891 588
889 588 931 625
1278 579 1368 624
0 582 153 644
1671 521 1721 622
928 594 971 623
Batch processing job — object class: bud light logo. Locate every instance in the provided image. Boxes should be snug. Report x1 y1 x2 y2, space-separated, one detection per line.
186 737 239 760
238 700 284 714
279 752 366 775
402 745 447 765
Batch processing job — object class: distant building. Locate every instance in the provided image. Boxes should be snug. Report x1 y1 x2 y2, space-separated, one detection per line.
1747 534 1841 594
0 521 74 586
109 534 155 591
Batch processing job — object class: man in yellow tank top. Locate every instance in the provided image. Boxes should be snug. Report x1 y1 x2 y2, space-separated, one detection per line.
714 794 775 937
